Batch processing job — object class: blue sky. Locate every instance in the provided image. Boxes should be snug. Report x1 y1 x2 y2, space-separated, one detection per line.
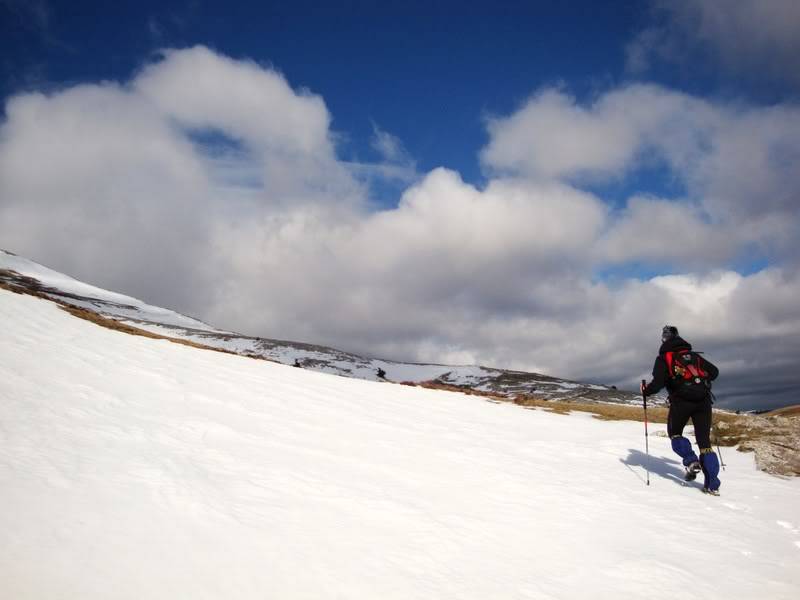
2 1 800 409
4 0 777 189
2 2 631 179
3 1 796 193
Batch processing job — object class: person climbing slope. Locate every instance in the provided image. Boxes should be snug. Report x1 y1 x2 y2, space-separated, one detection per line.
641 326 722 495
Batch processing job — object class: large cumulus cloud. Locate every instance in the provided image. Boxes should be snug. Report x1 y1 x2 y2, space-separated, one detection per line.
483 85 800 265
1 46 798 410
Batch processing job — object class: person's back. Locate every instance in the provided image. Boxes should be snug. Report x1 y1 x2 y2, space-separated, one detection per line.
642 326 722 495
649 333 719 400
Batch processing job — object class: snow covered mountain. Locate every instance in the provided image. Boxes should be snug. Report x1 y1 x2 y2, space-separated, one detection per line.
1 254 799 599
0 249 641 404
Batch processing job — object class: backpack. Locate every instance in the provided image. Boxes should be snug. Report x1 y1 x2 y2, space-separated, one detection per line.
664 349 712 401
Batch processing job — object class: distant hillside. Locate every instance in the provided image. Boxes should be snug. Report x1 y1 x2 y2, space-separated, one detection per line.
0 249 642 405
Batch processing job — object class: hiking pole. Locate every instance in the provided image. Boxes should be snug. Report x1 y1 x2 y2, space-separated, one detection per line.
710 391 726 471
642 379 650 486
713 422 727 471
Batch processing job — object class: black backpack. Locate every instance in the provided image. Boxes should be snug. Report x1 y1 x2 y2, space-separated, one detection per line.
664 349 712 401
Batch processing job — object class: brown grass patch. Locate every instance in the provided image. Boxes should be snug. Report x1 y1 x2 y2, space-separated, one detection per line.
58 304 243 355
417 381 499 398
512 394 670 421
765 405 800 417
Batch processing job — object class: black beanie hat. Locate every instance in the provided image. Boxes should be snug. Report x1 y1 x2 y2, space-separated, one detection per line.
662 325 679 342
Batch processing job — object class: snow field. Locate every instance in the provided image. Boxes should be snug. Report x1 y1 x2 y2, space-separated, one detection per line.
1 289 799 599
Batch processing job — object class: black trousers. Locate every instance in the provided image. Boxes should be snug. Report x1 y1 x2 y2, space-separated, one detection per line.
667 398 713 449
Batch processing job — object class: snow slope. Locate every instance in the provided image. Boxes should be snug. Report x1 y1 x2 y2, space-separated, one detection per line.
1 288 798 599
0 249 641 403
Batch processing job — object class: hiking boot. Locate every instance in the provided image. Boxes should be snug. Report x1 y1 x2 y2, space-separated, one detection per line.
684 461 701 481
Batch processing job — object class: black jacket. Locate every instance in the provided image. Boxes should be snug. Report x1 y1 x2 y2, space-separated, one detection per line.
643 336 719 399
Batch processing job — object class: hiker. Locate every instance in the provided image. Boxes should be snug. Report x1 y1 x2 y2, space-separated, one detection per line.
641 325 722 495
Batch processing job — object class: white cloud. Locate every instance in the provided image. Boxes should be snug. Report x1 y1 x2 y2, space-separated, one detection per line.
482 88 639 179
135 46 331 157
207 168 608 348
136 46 365 216
370 123 410 165
482 84 800 264
482 85 711 181
599 196 736 267
1 47 799 410
344 123 419 186
0 81 216 308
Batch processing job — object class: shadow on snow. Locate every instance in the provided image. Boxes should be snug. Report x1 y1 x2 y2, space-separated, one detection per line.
620 448 703 490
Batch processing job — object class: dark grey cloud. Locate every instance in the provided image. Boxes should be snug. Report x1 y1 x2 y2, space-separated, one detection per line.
628 0 800 89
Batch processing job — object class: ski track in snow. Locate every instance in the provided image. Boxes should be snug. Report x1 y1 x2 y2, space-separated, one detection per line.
1 288 799 599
